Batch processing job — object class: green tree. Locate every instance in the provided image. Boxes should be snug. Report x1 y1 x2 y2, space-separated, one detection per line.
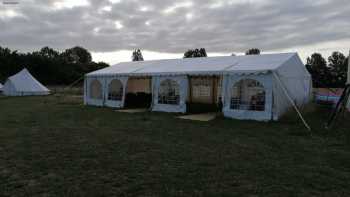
0 45 108 85
305 53 330 87
61 46 92 64
38 47 59 59
183 48 207 58
328 51 347 87
245 48 261 55
132 49 144 61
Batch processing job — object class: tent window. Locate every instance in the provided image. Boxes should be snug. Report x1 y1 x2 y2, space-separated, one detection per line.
230 79 265 111
108 79 123 101
90 79 103 99
158 79 180 105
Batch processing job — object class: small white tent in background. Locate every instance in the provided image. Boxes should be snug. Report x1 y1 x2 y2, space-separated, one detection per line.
0 83 3 92
3 68 50 96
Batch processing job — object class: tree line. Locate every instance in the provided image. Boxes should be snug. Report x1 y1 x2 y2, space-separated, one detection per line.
1 46 348 88
180 48 348 88
0 46 109 85
306 52 348 88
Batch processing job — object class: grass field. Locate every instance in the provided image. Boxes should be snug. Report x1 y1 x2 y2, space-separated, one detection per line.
0 95 350 196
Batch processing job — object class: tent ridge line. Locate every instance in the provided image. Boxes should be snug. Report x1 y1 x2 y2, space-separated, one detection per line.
86 70 274 78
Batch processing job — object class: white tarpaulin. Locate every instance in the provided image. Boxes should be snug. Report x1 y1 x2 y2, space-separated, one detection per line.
222 74 273 121
104 77 128 108
84 76 128 108
86 53 297 77
3 68 50 96
84 53 312 120
151 76 188 113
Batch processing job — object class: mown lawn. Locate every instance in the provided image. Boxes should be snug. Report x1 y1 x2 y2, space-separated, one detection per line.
0 95 349 196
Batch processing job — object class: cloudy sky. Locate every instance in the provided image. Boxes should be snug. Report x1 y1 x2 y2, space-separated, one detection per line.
1 0 350 64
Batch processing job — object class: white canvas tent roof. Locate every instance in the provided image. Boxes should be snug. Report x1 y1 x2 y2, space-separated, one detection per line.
87 53 301 77
3 68 50 96
84 52 312 121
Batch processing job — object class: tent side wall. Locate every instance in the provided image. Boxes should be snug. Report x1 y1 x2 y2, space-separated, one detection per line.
2 80 42 96
3 80 16 96
222 73 274 121
151 75 188 113
84 74 189 112
84 76 106 107
2 69 50 96
272 54 312 120
84 76 128 108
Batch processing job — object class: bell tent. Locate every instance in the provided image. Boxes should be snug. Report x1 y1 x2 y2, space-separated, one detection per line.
3 68 50 96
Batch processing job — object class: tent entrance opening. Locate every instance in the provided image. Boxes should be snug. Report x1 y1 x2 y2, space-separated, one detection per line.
187 76 222 114
125 77 152 108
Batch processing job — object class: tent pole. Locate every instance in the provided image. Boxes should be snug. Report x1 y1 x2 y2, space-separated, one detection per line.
273 72 311 131
212 76 216 104
189 76 193 103
84 77 87 104
64 76 84 91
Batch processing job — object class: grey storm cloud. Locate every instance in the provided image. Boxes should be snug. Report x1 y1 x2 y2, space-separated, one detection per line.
1 0 350 53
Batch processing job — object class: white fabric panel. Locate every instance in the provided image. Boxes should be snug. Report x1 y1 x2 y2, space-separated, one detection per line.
3 69 50 96
3 81 16 95
84 77 105 107
222 74 273 121
276 54 312 104
272 75 289 120
87 53 296 77
104 77 128 108
152 76 188 113
272 54 312 119
272 76 313 120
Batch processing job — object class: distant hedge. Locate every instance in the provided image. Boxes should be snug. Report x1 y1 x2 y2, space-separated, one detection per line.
0 46 109 85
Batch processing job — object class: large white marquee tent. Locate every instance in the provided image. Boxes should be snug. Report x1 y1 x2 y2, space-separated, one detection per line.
84 53 312 121
3 68 50 96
